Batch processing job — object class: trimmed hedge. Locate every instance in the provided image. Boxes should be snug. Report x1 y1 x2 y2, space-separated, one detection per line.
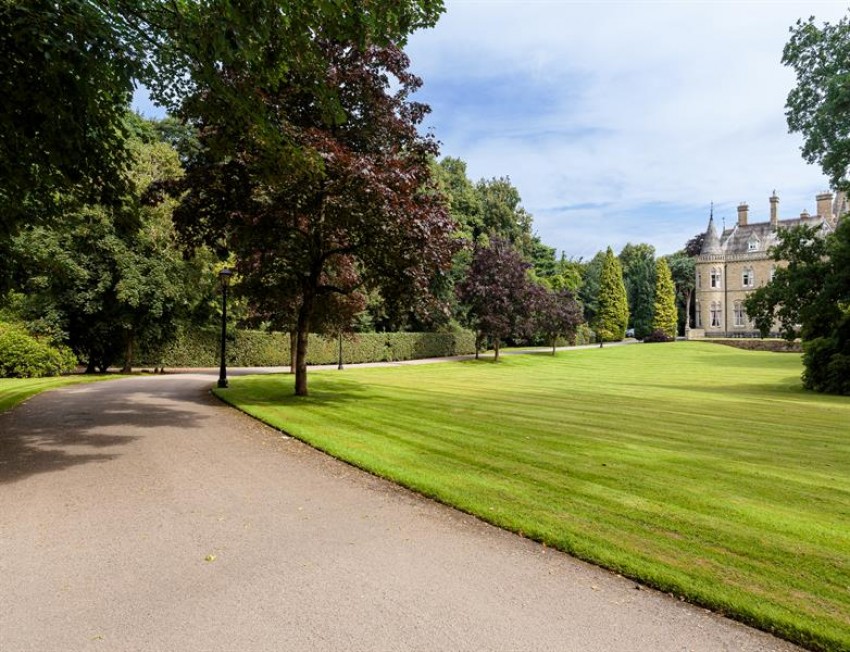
0 322 78 378
137 329 476 368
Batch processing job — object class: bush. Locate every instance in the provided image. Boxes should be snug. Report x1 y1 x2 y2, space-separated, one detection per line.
137 329 476 368
0 322 77 378
802 331 850 395
643 329 674 343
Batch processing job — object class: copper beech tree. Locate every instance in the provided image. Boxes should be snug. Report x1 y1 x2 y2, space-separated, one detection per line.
167 42 456 396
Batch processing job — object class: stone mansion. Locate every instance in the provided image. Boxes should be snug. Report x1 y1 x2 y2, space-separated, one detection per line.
689 191 843 338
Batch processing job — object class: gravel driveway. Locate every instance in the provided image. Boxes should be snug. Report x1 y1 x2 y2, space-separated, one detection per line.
0 371 801 651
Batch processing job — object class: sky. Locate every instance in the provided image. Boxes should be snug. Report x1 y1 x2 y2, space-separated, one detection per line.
402 0 849 259
132 0 849 260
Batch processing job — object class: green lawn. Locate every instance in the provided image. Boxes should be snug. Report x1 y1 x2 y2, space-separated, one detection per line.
214 342 850 652
0 375 115 414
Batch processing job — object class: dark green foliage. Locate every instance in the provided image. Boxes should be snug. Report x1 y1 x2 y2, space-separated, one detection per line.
745 219 850 395
0 322 77 378
666 251 696 334
619 243 656 339
0 0 140 220
802 325 850 395
579 251 606 323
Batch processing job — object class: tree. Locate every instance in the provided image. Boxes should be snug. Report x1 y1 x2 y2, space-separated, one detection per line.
11 130 202 373
665 252 696 335
652 258 677 340
594 248 629 346
744 221 850 394
165 41 455 396
533 287 582 355
457 238 536 361
783 13 850 190
579 251 606 324
619 243 656 339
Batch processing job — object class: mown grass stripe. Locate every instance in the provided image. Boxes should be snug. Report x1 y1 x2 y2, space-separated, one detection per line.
216 342 850 651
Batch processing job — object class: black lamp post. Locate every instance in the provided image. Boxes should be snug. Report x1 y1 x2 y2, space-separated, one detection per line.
217 268 233 388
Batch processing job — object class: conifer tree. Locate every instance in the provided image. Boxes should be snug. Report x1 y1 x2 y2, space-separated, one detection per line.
652 258 678 339
594 247 628 345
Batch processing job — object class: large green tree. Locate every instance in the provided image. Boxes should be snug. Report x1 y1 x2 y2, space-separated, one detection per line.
11 129 206 372
652 258 677 339
619 243 656 339
783 12 850 190
665 251 696 335
744 221 850 394
594 247 629 345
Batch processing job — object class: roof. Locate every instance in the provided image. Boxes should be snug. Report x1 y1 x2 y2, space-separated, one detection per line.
700 215 834 256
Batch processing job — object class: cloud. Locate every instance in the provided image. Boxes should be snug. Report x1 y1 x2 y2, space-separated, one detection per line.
407 1 849 257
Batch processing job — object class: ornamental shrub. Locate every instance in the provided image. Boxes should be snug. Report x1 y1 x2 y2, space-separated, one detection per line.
0 322 77 378
643 328 674 343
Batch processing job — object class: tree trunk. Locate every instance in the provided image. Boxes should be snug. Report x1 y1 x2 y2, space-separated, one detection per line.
121 334 134 374
474 332 481 360
494 338 500 362
289 330 296 374
552 337 557 356
294 295 314 396
85 359 96 374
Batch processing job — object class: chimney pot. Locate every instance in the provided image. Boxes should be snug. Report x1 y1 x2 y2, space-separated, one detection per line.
737 202 749 227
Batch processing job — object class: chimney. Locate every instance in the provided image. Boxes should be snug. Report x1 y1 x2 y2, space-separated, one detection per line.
816 191 833 219
737 203 749 227
770 192 779 226
800 209 810 220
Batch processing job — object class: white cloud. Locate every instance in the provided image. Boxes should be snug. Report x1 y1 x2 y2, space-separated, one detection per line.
407 0 849 257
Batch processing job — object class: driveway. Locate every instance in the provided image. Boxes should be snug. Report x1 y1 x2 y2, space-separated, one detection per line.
0 370 799 651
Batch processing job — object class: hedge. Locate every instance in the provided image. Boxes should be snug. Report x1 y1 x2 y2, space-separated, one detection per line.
0 322 78 378
137 329 476 368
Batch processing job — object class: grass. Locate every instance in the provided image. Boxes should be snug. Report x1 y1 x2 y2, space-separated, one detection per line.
0 375 116 414
215 342 850 651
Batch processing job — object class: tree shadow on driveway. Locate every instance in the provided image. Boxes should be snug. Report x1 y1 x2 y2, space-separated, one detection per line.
0 381 213 485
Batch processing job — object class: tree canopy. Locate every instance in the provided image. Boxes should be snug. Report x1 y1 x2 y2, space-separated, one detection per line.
783 12 850 190
745 221 850 394
652 258 677 340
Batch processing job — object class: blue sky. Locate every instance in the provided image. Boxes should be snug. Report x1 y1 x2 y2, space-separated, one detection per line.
133 0 849 259
404 0 849 259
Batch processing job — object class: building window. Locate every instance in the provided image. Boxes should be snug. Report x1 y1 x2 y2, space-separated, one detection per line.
697 270 702 288
770 265 777 282
742 267 754 288
748 237 759 252
710 301 722 328
734 302 746 327
695 300 702 327
710 267 722 289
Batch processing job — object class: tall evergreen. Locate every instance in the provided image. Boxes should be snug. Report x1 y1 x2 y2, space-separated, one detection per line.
652 258 678 339
594 247 629 344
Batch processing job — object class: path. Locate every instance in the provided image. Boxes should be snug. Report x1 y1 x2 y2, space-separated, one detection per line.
0 370 800 651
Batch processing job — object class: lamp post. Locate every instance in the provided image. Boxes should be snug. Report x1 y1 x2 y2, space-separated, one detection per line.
217 268 233 389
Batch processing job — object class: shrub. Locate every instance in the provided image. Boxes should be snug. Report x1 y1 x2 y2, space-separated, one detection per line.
643 328 674 343
0 322 77 378
137 329 476 368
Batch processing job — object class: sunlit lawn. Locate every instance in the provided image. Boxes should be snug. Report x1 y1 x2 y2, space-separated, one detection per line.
216 342 850 651
0 375 115 414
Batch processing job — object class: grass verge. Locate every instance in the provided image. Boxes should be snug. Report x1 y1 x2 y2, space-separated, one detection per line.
214 342 850 651
0 375 116 414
